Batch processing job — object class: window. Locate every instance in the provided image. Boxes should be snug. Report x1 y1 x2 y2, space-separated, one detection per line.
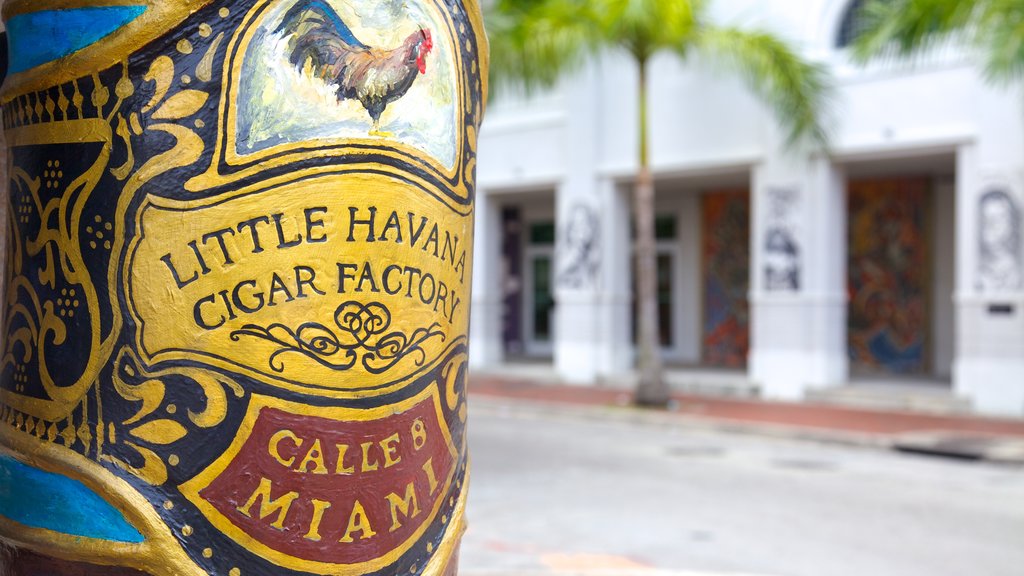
531 256 554 342
630 214 677 348
836 0 870 49
655 215 677 241
630 254 675 348
630 214 678 241
529 221 556 245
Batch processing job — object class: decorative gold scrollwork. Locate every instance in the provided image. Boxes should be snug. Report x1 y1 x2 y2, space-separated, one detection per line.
230 301 447 375
2 125 112 423
114 56 211 197
106 349 243 485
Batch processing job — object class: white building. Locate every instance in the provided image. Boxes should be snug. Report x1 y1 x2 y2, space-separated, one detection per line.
469 0 1024 417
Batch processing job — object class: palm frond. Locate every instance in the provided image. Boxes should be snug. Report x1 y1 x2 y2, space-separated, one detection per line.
486 0 601 97
850 0 981 64
979 0 1024 83
852 0 1024 84
696 26 834 148
486 0 832 147
594 0 703 60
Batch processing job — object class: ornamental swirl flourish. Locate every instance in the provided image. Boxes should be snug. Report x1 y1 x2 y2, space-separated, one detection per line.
230 301 446 374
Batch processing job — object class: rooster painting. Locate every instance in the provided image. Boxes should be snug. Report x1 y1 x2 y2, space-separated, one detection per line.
275 0 434 136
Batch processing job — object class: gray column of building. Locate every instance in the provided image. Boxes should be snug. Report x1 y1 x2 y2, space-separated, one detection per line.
953 80 1024 415
750 153 848 400
469 187 505 369
553 64 604 384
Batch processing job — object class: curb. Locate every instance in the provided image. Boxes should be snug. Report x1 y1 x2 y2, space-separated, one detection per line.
892 432 1024 464
468 394 892 450
468 394 1024 464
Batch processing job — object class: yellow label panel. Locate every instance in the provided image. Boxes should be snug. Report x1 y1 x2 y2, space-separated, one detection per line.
128 171 472 397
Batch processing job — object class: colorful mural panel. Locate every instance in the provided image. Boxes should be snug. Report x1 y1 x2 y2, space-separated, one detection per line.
847 178 930 375
701 190 750 368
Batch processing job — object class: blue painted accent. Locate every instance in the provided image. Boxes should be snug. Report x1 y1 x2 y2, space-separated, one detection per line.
867 332 924 374
0 454 144 543
6 6 147 74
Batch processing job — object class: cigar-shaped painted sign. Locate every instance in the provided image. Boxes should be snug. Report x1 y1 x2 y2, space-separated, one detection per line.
0 1 486 574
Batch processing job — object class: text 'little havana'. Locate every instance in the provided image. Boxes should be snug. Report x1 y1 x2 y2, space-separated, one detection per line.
156 206 469 331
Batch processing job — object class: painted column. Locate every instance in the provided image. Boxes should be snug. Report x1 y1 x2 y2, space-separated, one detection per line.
953 81 1024 416
553 64 604 384
750 154 848 400
0 1 487 574
554 189 603 384
551 63 637 385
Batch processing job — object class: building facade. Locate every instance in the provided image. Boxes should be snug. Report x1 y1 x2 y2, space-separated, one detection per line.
470 0 1024 417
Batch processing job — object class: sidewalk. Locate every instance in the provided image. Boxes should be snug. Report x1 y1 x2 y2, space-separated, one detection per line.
468 374 1024 463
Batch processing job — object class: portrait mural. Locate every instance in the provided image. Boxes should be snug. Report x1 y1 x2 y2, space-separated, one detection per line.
0 1 487 575
558 202 600 290
977 189 1023 292
763 186 801 292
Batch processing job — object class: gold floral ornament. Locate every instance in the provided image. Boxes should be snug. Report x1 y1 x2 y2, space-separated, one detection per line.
111 55 210 190
2 119 114 424
107 349 243 486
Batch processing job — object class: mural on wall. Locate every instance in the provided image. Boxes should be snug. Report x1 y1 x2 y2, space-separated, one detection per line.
702 191 750 368
977 189 1023 292
558 203 600 289
763 187 801 292
847 178 930 375
0 0 487 575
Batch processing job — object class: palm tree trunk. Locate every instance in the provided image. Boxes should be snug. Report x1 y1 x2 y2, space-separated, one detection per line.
633 57 669 407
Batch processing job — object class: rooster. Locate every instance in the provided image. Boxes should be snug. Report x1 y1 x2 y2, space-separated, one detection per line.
275 0 434 135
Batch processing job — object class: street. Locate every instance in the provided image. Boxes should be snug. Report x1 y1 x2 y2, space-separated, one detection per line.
461 401 1024 576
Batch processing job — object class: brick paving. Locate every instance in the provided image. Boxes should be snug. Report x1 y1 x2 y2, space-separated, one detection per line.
469 375 1024 439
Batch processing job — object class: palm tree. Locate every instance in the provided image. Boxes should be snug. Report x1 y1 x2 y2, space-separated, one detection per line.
486 0 831 407
851 0 1024 83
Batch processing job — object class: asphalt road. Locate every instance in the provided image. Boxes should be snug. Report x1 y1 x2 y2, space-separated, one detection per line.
460 401 1024 576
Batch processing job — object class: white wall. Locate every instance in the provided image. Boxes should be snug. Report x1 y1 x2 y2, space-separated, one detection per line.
480 1 985 188
474 0 1024 415
953 79 1024 416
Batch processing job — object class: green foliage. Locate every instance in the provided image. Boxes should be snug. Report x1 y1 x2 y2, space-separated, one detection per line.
486 0 832 148
487 0 595 94
696 27 832 147
853 0 1024 84
981 0 1024 82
